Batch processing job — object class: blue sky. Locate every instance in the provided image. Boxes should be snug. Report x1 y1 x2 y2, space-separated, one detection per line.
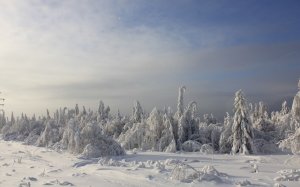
0 0 299 119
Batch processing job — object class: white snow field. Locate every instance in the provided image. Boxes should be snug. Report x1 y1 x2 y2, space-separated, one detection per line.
0 139 299 187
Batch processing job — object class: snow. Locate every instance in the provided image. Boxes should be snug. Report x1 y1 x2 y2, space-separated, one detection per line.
0 139 300 187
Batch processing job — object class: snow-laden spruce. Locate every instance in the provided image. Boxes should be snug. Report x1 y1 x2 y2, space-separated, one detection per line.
219 113 233 153
231 90 254 154
291 80 300 119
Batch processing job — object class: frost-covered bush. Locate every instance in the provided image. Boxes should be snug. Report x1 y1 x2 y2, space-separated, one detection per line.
254 117 275 132
61 119 125 158
36 120 62 147
81 137 125 158
103 118 126 139
24 120 45 145
61 118 80 152
253 139 281 154
170 163 229 183
118 122 147 150
1 114 45 143
2 116 28 140
203 114 217 125
118 109 176 152
274 169 300 181
182 140 201 152
279 127 300 154
200 144 214 154
198 123 222 151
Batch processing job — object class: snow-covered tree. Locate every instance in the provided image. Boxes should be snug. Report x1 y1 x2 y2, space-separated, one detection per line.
46 109 51 120
82 106 87 116
175 86 186 120
292 80 300 118
11 112 15 124
279 126 300 154
75 104 79 116
132 100 143 123
118 121 147 150
277 80 300 154
36 120 59 147
0 110 6 130
203 114 217 125
219 112 233 153
158 114 176 152
231 90 254 155
259 101 268 118
98 101 105 116
97 101 111 122
253 116 274 132
177 101 199 149
280 101 289 115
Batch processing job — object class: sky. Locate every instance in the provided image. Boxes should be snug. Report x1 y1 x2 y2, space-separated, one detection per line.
0 0 299 119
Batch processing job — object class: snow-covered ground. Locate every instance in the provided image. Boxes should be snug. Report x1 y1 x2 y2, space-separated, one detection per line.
0 139 299 187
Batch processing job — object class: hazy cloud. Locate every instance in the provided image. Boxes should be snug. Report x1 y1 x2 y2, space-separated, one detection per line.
0 0 299 119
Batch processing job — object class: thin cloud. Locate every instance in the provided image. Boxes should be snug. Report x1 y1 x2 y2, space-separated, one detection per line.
0 1 299 118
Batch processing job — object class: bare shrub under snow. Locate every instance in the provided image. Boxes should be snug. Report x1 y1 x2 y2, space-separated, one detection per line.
279 127 300 154
170 162 229 183
274 169 300 181
200 144 214 154
181 140 201 152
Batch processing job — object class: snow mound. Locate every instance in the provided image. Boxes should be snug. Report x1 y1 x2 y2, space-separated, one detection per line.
235 179 252 186
81 139 125 159
97 157 167 172
201 165 220 176
274 169 300 181
170 162 229 183
164 159 181 166
200 144 214 154
181 140 201 152
72 122 125 159
98 157 127 167
170 162 200 182
273 183 286 187
198 165 229 183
